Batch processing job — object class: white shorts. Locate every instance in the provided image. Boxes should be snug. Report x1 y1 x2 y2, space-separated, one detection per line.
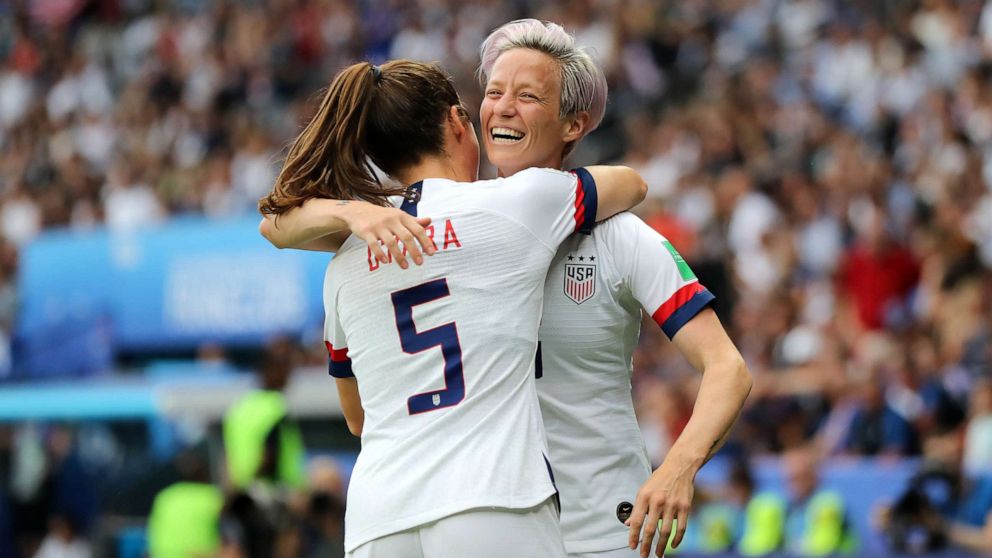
348 498 566 558
568 547 641 558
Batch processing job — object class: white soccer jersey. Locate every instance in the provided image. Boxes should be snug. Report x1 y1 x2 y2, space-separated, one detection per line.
323 167 599 552
537 212 715 554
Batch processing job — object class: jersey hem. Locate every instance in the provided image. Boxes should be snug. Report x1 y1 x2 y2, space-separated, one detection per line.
344 490 556 552
564 533 638 554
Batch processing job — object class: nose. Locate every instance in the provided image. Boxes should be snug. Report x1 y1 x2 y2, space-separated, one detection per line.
493 93 516 118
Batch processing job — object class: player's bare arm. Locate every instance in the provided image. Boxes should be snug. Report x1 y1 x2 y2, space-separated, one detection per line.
335 377 364 436
261 166 643 264
583 165 648 221
259 198 436 269
627 308 751 558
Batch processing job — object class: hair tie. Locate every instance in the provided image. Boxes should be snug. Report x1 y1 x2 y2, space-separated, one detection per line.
371 65 382 84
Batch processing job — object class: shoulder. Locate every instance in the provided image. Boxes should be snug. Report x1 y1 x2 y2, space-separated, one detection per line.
597 211 660 233
334 234 365 256
594 212 669 245
511 167 574 180
503 167 576 190
471 168 577 217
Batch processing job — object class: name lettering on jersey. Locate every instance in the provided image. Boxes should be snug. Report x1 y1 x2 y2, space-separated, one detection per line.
367 218 463 271
563 253 597 304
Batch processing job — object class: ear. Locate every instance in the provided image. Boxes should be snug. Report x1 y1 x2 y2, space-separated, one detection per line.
448 105 469 141
562 111 590 143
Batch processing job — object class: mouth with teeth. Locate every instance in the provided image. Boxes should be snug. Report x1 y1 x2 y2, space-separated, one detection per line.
490 127 525 144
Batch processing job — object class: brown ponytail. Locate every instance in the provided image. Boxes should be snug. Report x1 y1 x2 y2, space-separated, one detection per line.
259 60 463 214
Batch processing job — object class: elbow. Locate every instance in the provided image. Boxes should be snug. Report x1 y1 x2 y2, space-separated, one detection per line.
258 217 286 249
735 354 753 400
634 175 648 206
621 166 648 207
713 351 752 402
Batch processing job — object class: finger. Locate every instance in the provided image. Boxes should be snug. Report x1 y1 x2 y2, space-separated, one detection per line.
357 229 388 263
628 497 648 549
407 217 436 255
395 230 423 265
407 217 437 256
640 504 662 558
671 507 689 549
383 235 407 269
655 506 676 557
368 239 388 264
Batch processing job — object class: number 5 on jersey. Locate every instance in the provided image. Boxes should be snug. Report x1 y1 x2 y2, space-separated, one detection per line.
391 278 465 414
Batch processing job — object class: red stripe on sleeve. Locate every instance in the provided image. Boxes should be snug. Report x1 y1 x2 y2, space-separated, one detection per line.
651 282 704 327
573 173 586 232
324 340 350 362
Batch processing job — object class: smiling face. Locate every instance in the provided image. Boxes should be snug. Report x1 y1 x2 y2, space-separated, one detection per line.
480 48 580 176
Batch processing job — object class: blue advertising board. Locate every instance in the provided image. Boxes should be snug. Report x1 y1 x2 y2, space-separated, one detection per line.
14 217 333 376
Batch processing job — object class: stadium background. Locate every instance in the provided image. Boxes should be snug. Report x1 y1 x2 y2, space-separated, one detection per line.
1 0 992 556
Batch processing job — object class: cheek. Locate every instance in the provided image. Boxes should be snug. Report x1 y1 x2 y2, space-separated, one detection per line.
479 102 494 124
523 109 555 140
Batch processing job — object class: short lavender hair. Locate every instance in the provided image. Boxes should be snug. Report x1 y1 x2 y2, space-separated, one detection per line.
479 19 608 137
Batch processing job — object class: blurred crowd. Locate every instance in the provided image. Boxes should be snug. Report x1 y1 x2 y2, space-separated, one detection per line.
2 0 992 555
0 338 349 558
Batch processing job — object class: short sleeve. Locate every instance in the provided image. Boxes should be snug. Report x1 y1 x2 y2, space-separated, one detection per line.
324 301 353 378
498 167 598 250
602 214 715 339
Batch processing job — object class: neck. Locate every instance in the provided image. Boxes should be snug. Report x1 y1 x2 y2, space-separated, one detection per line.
396 156 471 185
497 153 565 178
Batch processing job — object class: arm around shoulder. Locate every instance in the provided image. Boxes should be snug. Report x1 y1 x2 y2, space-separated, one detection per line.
260 198 436 267
583 165 647 222
259 198 350 251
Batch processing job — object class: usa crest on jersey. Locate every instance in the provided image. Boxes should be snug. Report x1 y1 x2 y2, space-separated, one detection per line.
564 263 596 304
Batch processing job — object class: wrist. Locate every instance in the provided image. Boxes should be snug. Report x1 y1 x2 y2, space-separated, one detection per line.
664 444 707 473
310 198 355 232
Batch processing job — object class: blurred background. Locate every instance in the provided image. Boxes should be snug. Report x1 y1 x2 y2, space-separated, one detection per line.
1 0 992 556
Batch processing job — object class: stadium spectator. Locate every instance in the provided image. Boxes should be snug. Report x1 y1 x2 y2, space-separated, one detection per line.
739 447 857 556
33 513 91 558
223 337 305 491
963 380 992 479
300 458 345 558
147 448 224 558
843 377 920 457
948 472 992 554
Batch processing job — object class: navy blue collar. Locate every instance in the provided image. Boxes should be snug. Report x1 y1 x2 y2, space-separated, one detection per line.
400 181 423 216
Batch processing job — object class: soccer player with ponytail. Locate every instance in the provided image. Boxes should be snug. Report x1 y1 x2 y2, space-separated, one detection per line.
260 59 647 558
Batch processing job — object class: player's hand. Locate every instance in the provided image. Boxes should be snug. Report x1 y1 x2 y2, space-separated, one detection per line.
626 454 697 557
340 202 436 269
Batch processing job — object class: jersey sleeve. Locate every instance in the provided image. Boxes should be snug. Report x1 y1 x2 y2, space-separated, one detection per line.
324 291 353 379
498 167 598 249
603 213 715 339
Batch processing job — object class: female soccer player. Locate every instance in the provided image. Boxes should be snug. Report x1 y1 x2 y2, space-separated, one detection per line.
478 21 752 558
259 59 647 558
262 21 752 558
